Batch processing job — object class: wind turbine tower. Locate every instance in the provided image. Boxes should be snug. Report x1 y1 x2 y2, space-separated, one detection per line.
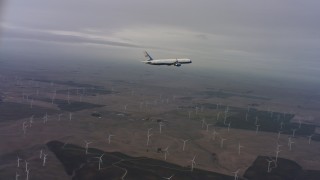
238 143 244 155
147 133 152 146
96 153 104 170
308 134 314 144
69 112 73 121
42 153 48 166
266 159 273 173
26 168 30 180
190 155 196 172
220 138 227 148
84 140 93 154
163 146 169 160
232 169 240 180
182 139 189 151
159 122 164 134
15 172 19 180
163 174 174 180
107 134 115 144
17 156 22 168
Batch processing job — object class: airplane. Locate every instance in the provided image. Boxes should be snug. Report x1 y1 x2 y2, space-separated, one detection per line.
141 51 192 67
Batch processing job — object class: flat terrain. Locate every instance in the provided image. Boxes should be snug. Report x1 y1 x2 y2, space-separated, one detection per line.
0 60 319 179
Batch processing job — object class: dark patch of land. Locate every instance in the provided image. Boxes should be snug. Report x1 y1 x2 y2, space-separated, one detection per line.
0 102 58 121
32 97 105 112
201 90 270 100
33 79 104 89
200 103 315 136
47 140 236 180
54 99 105 112
244 156 320 180
91 112 102 118
56 88 112 96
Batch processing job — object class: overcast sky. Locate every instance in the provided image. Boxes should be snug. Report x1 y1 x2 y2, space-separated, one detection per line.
1 0 320 80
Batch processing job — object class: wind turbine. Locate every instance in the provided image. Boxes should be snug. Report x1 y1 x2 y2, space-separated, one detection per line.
231 169 240 180
212 129 219 141
163 146 169 160
190 155 196 172
42 153 48 166
147 133 152 146
203 122 211 132
95 153 104 170
288 139 295 151
26 168 30 180
15 172 19 180
275 149 281 162
280 121 284 129
298 119 302 128
159 122 165 134
227 122 231 132
17 156 22 167
195 106 199 115
25 160 29 172
162 174 174 180
84 140 93 154
223 113 228 125
51 93 55 104
58 113 63 121
292 129 297 137
201 118 206 128
255 124 260 134
308 134 314 144
288 137 291 146
277 131 282 140
182 139 189 151
276 143 282 151
220 138 227 148
255 116 259 125
69 112 73 121
22 121 28 135
39 149 43 159
266 159 273 173
124 104 128 112
107 134 115 144
225 106 229 113
29 115 34 127
43 113 48 124
238 143 244 155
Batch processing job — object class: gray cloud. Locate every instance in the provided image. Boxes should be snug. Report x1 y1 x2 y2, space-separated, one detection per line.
1 26 144 49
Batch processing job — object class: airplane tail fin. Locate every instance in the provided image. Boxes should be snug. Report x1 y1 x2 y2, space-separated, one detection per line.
144 51 153 61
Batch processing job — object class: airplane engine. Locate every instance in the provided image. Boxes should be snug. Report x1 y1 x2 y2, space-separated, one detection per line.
174 62 181 67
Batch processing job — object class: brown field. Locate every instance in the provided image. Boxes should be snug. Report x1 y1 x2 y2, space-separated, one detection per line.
0 60 319 179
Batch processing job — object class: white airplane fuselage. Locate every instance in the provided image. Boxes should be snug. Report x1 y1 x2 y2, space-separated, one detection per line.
142 51 192 67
